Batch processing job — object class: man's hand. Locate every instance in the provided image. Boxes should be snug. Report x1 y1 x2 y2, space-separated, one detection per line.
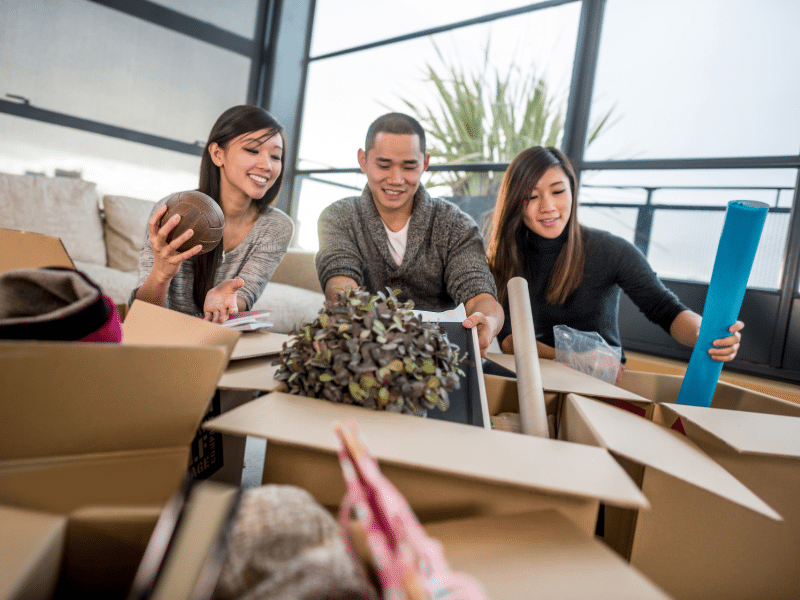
463 293 504 358
204 278 244 323
324 276 359 303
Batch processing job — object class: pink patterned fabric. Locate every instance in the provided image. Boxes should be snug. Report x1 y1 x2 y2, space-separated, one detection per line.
336 423 487 600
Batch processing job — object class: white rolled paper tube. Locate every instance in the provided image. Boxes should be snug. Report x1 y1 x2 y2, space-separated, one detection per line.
508 276 549 438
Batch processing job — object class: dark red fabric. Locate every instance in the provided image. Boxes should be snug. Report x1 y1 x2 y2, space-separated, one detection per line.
78 296 123 343
0 267 122 343
670 416 687 435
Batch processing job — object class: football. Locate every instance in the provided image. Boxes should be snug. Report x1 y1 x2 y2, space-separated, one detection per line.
158 190 225 254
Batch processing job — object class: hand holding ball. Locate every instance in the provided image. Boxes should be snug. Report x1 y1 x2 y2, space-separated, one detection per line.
159 191 225 255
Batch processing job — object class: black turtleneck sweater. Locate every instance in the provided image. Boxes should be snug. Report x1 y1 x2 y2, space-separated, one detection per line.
497 225 688 360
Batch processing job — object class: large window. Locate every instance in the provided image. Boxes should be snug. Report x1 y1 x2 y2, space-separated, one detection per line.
580 0 800 377
294 0 583 249
587 0 800 161
0 0 264 200
578 169 795 290
4 0 800 382
296 0 800 382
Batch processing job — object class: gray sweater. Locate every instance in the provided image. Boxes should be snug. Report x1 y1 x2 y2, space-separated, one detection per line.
136 199 294 316
316 185 497 311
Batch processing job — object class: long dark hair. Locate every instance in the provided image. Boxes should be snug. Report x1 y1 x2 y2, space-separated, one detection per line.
487 146 584 306
192 105 286 311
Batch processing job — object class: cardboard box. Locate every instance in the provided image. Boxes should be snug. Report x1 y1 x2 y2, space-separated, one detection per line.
0 505 66 600
0 503 163 600
0 301 239 510
425 509 672 599
485 355 800 600
617 373 800 600
0 228 74 273
0 300 236 599
125 300 247 482
205 390 649 535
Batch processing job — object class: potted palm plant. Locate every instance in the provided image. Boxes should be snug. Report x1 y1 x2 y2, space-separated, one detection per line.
393 41 614 228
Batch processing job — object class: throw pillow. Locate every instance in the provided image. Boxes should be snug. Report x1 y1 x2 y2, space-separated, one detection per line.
103 194 156 272
0 172 106 266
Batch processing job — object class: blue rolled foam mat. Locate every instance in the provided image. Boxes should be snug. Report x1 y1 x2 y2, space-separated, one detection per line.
675 200 768 407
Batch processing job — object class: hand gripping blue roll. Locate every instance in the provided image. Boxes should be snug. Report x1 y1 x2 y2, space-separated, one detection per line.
676 200 768 407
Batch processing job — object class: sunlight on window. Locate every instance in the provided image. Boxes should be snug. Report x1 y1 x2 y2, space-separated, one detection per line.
295 1 582 249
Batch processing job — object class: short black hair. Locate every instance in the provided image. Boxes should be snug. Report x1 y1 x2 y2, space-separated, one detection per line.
364 112 426 155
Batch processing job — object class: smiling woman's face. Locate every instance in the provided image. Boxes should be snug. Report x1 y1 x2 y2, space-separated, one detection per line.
522 165 572 239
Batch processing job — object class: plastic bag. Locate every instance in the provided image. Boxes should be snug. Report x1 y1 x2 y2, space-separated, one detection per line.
553 325 622 385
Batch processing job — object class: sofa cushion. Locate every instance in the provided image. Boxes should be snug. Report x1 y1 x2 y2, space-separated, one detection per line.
74 261 139 306
0 173 106 266
252 282 324 334
269 248 322 293
103 194 154 272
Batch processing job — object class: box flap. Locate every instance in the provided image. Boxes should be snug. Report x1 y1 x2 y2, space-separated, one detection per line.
229 331 288 360
0 342 227 461
659 403 800 459
620 369 800 417
563 393 781 520
0 447 190 514
58 505 162 599
218 359 282 391
0 504 66 600
486 352 649 403
424 509 671 600
206 391 648 509
123 300 240 361
0 228 74 273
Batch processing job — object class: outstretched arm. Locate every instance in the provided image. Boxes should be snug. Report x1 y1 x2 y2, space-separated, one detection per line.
316 201 364 300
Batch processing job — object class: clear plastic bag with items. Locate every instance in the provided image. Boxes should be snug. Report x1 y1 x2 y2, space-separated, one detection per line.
553 325 622 385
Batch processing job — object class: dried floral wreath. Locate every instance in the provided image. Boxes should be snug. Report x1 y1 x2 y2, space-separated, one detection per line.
273 287 465 416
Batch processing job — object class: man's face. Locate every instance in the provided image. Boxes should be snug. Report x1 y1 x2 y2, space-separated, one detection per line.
358 132 430 221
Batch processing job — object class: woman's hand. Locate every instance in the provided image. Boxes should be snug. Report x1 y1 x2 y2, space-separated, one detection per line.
708 320 744 362
204 278 245 323
148 204 203 281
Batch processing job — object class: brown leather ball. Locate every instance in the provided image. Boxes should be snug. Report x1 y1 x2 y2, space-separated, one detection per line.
159 190 225 254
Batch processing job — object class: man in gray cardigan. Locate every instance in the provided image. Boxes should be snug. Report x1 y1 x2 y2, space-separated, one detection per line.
316 112 504 356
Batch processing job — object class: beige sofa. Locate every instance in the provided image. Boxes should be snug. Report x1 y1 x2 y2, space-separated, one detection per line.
0 172 325 333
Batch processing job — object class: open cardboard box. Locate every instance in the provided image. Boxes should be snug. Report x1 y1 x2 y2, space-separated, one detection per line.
0 293 239 599
205 390 649 534
617 372 800 600
486 352 800 600
205 389 695 598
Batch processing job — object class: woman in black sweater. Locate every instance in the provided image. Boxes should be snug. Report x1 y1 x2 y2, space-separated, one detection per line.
486 146 743 363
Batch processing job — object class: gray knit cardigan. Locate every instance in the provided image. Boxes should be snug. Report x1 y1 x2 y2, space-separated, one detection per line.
315 185 497 312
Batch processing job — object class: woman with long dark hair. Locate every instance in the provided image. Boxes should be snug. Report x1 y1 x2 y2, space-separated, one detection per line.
487 146 743 362
135 105 293 322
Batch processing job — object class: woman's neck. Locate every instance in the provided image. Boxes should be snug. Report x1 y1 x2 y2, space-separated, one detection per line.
521 224 569 252
221 195 257 253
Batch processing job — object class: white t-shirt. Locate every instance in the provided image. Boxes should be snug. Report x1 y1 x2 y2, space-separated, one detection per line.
384 219 410 266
